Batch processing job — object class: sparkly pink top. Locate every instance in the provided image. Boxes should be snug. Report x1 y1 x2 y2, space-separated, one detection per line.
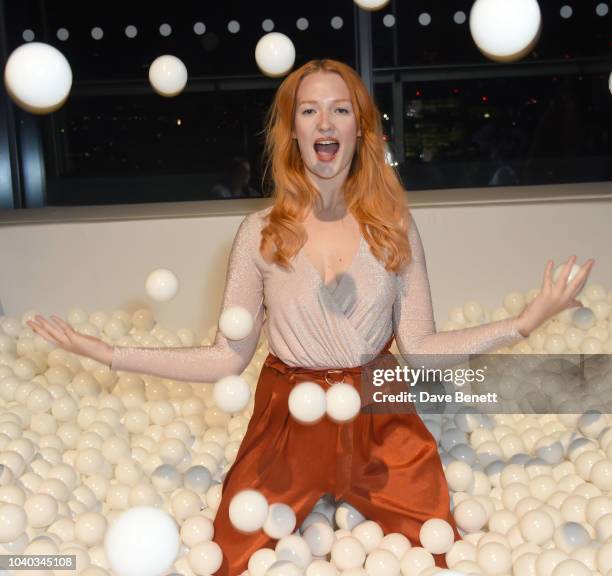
111 207 525 382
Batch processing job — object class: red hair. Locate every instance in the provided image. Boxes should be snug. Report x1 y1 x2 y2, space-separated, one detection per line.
260 59 412 273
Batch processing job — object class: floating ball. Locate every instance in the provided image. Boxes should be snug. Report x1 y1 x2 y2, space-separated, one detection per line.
288 382 326 424
255 33 296 77
218 305 253 340
213 375 251 413
145 268 179 302
326 383 361 423
353 0 391 10
469 0 541 62
104 506 179 576
148 55 188 97
4 42 72 113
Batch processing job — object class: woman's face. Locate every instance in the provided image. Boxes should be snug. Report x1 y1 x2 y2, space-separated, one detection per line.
293 71 360 187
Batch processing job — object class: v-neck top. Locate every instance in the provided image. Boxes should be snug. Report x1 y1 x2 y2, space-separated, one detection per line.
300 234 365 294
111 206 526 382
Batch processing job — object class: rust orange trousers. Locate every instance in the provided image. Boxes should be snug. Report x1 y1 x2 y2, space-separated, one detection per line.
212 338 459 575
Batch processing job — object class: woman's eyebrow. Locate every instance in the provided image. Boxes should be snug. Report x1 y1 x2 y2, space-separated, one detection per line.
297 99 352 105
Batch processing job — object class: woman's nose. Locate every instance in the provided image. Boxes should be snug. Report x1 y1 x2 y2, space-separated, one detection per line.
318 111 333 131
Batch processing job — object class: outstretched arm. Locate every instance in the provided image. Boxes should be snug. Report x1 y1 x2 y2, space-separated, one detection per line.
110 214 265 382
393 217 524 370
393 217 594 370
29 214 265 384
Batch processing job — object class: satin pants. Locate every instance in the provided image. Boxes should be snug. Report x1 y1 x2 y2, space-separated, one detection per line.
212 338 459 575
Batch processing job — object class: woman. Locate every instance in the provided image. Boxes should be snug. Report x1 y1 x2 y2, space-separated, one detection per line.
29 59 594 574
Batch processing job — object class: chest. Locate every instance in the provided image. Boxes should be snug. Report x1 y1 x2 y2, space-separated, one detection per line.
300 218 362 292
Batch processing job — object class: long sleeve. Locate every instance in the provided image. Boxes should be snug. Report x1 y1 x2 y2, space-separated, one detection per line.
392 216 526 370
111 214 265 383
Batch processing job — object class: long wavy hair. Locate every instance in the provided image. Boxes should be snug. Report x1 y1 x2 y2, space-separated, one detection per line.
260 59 412 273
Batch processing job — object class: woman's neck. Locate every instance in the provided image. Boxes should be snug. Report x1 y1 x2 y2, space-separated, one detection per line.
304 170 349 221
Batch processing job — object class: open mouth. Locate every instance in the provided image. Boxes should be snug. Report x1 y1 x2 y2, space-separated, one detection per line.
314 139 340 162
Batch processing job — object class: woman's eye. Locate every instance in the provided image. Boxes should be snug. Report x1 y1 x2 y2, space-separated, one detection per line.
302 108 315 115
336 107 350 114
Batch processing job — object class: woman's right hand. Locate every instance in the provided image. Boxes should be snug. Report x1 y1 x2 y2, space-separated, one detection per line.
26 314 114 367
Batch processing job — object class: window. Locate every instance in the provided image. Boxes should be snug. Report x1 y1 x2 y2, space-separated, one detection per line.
3 0 356 206
1 0 610 208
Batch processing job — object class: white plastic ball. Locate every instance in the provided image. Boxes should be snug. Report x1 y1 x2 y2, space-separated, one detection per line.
572 307 596 330
335 501 365 530
476 541 512 575
352 520 384 553
445 461 475 492
255 33 296 77
453 499 488 533
399 547 435 576
24 493 58 527
419 518 455 555
0 503 27 542
213 375 251 413
326 383 361 422
229 489 269 533
188 541 223 575
353 0 391 10
591 459 612 491
303 522 335 557
249 548 278 576
379 532 411 560
330 536 366 571
151 464 182 493
519 509 554 545
264 503 297 540
463 301 484 323
170 489 201 521
104 506 179 576
266 561 302 576
551 558 591 576
148 55 188 97
535 549 568 576
75 512 108 547
180 515 214 547
218 306 254 340
275 534 312 569
184 466 212 493
145 269 179 302
304 560 336 576
553 263 586 293
4 42 72 113
469 0 541 62
504 292 526 316
553 522 590 554
288 381 327 424
364 548 400 576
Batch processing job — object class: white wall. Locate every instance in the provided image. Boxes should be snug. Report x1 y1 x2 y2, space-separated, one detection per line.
1 184 610 340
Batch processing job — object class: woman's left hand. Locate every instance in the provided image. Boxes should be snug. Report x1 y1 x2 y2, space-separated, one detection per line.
517 255 595 337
